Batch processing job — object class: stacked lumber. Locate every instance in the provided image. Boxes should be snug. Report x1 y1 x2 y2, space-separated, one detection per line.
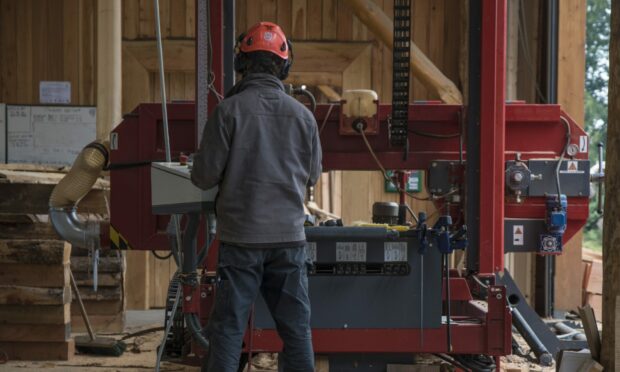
0 240 75 360
582 249 603 320
70 247 125 333
0 165 124 334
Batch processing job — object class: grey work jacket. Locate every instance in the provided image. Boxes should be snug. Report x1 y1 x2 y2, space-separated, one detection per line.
191 73 322 245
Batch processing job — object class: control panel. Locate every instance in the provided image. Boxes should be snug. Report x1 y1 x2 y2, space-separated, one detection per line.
151 162 217 215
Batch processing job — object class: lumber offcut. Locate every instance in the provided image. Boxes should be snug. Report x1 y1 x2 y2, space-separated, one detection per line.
602 0 620 369
342 0 463 104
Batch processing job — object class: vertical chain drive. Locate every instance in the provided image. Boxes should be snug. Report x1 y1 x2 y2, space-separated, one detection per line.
390 0 412 147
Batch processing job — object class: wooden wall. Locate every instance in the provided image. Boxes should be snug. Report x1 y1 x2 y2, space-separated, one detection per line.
0 0 97 105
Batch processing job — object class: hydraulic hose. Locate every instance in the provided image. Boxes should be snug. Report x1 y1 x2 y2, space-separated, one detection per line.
49 140 109 249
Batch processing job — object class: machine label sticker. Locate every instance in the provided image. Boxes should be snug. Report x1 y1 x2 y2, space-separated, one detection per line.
384 242 408 262
336 242 367 262
579 136 588 153
110 132 119 150
306 242 317 262
513 225 524 246
560 160 584 174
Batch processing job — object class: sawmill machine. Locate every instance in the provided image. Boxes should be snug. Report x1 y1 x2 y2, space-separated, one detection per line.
51 0 599 370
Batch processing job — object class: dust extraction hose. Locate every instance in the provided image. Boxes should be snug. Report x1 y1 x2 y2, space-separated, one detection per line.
49 140 110 249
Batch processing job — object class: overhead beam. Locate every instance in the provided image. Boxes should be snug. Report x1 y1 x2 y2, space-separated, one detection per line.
342 0 463 104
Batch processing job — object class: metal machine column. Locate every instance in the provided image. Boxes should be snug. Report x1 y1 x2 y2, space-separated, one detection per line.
478 0 507 275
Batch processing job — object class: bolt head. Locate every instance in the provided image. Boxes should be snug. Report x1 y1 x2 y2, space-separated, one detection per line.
185 296 192 302
201 292 207 298
496 293 503 300
512 172 524 182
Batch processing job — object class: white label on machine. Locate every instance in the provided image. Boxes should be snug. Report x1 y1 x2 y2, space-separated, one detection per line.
306 242 317 262
336 242 367 262
110 132 119 150
384 242 408 262
513 225 524 246
579 136 588 153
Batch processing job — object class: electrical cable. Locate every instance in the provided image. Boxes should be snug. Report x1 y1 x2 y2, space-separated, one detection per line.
408 128 460 138
358 128 458 202
152 250 173 260
556 116 572 200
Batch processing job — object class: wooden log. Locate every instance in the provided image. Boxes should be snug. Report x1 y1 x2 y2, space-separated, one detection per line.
0 304 70 325
0 285 71 305
73 271 122 287
0 221 59 240
0 183 108 215
71 256 123 273
0 263 69 288
0 240 70 265
0 340 75 361
71 313 125 333
74 285 122 302
0 323 71 342
602 2 620 369
342 0 463 104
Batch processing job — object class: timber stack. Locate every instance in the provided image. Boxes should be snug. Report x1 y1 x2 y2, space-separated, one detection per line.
0 165 124 360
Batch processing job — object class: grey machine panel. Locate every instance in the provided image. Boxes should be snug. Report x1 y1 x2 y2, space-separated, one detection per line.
253 236 443 329
504 218 547 253
151 162 217 214
527 159 590 197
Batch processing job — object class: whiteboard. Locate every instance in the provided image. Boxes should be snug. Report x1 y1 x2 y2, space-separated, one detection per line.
7 105 96 165
0 104 5 163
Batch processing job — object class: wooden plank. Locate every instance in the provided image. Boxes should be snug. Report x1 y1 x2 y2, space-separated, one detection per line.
579 305 602 362
261 0 277 22
337 0 353 41
0 240 70 265
236 0 248 34
138 0 155 38
317 85 342 102
0 285 71 305
63 0 80 104
122 49 151 114
246 0 261 28
123 40 196 72
307 0 322 40
71 299 123 316
0 184 108 215
73 271 122 287
159 0 171 37
276 0 292 35
0 304 70 325
0 323 71 342
123 0 140 40
285 72 342 87
184 72 196 100
0 221 59 240
16 0 34 103
0 263 69 288
185 0 195 37
71 313 125 333
0 340 75 361
322 0 338 40
427 0 445 100
555 0 587 313
71 256 123 274
125 250 150 310
78 0 97 105
291 0 307 39
290 42 373 72
169 72 185 101
170 0 186 37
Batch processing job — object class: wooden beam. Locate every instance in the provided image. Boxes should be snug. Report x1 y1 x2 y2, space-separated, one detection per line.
0 304 70 325
0 263 69 288
122 49 151 114
342 0 463 104
123 40 196 72
0 340 75 361
318 85 342 102
602 0 620 368
0 285 71 305
555 0 587 312
0 240 70 265
97 0 122 140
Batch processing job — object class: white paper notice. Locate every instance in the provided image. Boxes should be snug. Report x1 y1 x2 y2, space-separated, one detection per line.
39 81 71 104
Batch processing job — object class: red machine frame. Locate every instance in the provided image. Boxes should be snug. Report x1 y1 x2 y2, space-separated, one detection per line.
107 0 589 365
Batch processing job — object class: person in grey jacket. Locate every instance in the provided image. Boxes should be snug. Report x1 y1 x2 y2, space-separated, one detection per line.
191 21 321 372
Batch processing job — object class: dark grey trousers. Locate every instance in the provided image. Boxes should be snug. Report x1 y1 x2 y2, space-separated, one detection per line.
204 243 314 372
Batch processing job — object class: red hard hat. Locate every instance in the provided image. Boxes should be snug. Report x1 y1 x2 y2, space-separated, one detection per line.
238 22 290 60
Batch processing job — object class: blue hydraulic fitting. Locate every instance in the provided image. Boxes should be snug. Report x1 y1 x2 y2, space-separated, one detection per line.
539 194 567 254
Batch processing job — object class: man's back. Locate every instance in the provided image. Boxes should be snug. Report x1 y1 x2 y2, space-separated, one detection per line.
191 73 322 245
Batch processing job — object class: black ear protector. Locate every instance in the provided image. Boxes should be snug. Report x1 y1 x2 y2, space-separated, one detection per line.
233 32 294 80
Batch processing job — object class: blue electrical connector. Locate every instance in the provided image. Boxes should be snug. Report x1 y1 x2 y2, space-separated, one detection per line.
539 194 567 254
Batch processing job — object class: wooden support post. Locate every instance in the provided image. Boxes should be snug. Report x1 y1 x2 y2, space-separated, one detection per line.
342 0 463 104
602 1 620 369
96 0 122 140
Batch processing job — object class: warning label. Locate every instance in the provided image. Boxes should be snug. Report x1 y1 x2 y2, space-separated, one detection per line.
336 242 367 262
560 160 584 174
384 242 408 262
513 225 524 246
579 136 588 153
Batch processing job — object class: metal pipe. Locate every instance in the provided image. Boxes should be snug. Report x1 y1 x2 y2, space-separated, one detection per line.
511 307 553 366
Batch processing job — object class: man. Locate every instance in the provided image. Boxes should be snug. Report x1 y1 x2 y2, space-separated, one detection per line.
191 22 321 372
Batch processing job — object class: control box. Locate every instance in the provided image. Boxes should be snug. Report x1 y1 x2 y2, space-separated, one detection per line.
151 162 217 214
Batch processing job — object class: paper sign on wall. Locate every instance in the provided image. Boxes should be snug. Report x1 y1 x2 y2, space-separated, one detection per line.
39 81 71 104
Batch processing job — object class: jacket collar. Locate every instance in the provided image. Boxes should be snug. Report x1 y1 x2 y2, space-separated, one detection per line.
225 73 284 98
